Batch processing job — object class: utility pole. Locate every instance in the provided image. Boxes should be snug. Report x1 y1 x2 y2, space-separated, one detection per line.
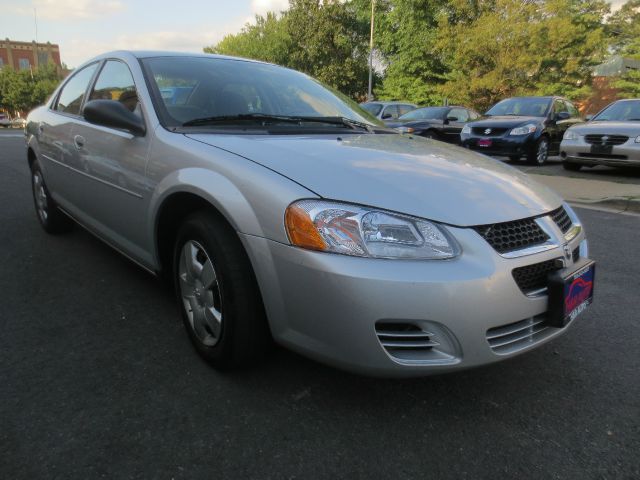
367 0 375 101
34 8 39 44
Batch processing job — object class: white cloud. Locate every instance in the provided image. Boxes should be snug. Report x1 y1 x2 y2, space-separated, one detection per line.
250 0 289 16
61 27 237 67
9 0 125 20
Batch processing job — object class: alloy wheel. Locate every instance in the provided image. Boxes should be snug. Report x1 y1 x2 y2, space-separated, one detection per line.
32 171 48 222
178 240 223 347
536 139 548 165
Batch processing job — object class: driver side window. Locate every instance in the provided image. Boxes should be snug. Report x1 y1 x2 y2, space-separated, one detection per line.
449 108 469 122
89 60 140 115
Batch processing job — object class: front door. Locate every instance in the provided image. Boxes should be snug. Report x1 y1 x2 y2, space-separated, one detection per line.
68 59 152 263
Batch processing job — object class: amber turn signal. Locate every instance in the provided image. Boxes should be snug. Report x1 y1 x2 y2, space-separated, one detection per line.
285 204 327 251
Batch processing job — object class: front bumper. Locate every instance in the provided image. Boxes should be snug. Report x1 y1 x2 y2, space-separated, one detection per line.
241 223 588 377
461 134 537 156
561 139 640 167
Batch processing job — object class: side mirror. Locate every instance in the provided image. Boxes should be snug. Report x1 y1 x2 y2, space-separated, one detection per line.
555 111 571 121
381 112 393 119
83 100 146 136
585 114 593 121
446 116 458 122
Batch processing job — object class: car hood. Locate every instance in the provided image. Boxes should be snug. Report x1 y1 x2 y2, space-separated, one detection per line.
186 133 561 226
568 121 640 136
385 119 443 129
469 116 543 129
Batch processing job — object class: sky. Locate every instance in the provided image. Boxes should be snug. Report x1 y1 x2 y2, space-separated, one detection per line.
0 0 629 68
0 0 289 67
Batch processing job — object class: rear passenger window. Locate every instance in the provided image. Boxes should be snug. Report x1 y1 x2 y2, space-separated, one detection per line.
89 60 140 114
55 63 99 115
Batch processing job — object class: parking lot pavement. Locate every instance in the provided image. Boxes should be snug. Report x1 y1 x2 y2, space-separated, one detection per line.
508 155 640 185
1 133 639 479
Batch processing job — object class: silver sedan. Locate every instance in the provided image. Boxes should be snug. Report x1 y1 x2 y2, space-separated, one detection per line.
25 51 594 376
561 99 640 170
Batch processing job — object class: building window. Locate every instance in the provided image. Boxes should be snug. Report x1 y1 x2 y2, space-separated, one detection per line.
19 58 30 70
0 58 4 69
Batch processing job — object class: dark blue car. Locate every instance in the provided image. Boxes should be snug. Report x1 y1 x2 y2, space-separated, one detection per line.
460 96 583 165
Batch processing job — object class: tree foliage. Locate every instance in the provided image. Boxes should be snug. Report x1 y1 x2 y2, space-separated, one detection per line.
205 0 372 98
0 63 62 114
607 0 640 98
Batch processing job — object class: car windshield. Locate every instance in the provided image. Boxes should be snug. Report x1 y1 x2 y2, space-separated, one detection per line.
142 56 380 129
399 107 447 121
361 103 383 116
593 100 640 122
486 98 551 117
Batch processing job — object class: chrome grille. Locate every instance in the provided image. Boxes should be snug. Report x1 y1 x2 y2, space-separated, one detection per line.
471 127 508 136
584 134 628 146
512 258 561 294
487 315 551 354
473 218 549 254
550 206 572 234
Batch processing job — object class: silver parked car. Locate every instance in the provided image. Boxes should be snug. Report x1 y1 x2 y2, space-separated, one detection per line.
26 51 595 376
360 101 417 122
561 99 640 170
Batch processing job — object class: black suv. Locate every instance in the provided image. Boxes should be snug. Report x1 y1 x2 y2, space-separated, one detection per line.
460 96 582 165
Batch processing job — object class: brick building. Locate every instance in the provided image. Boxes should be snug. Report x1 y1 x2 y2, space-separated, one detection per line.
0 39 62 71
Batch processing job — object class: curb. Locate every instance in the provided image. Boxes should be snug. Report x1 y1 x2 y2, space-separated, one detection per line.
568 197 640 215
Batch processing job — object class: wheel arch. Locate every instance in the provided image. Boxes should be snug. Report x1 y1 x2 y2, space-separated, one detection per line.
149 168 265 276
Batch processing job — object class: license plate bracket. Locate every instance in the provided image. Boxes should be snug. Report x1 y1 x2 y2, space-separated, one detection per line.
478 138 492 147
547 259 595 327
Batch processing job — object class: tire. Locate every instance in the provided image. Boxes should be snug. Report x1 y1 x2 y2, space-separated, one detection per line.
422 130 437 139
526 136 549 165
173 210 271 369
30 160 74 234
563 162 582 171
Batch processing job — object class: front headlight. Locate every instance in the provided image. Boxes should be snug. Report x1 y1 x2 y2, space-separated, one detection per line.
509 123 537 135
563 130 580 141
285 200 461 259
396 126 415 134
461 125 471 134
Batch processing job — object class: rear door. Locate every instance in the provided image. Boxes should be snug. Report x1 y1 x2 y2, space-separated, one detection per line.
39 62 100 202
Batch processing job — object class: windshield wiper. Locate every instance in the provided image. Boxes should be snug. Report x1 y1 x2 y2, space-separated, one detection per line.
182 113 372 132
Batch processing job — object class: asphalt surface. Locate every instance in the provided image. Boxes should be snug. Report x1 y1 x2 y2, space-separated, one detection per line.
1 130 639 479
509 155 640 185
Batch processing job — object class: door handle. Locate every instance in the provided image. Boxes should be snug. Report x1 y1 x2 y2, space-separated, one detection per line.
74 135 85 149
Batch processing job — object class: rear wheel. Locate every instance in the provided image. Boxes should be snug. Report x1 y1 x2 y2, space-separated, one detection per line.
31 160 73 234
527 137 549 165
563 162 582 171
173 211 271 369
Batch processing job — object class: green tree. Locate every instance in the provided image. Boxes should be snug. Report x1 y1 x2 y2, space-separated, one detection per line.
607 0 640 98
435 0 609 111
0 63 61 114
365 0 448 104
205 12 292 66
204 0 371 98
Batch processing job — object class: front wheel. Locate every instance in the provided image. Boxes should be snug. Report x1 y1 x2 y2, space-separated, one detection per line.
173 211 271 369
422 130 437 139
527 137 549 165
